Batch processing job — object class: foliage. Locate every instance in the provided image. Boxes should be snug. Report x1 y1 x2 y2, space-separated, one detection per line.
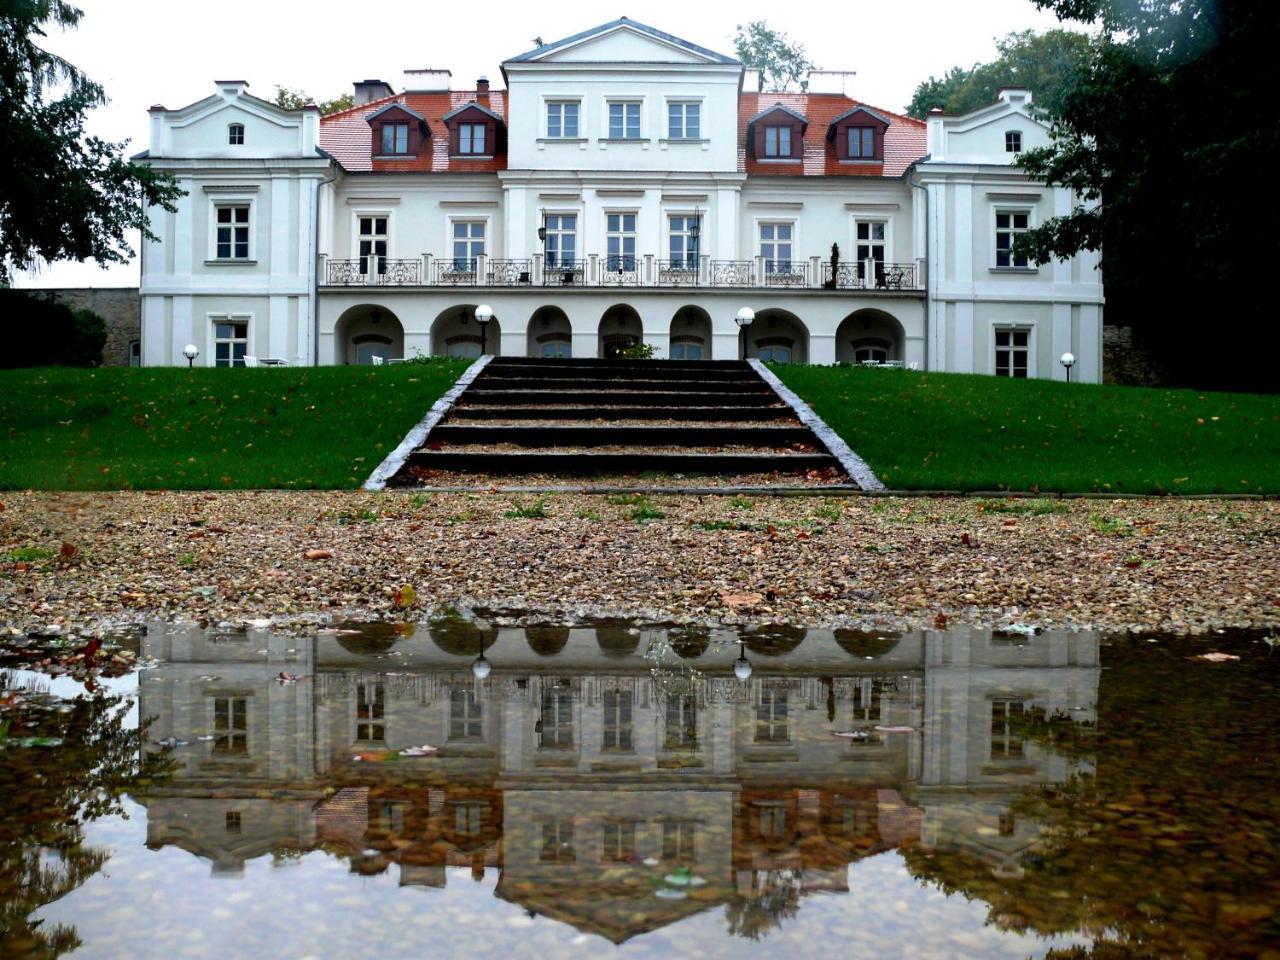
0 361 470 490
0 291 104 367
0 0 182 282
1014 0 1279 390
906 30 1095 118
272 85 354 116
774 365 1280 494
732 21 814 91
618 341 657 360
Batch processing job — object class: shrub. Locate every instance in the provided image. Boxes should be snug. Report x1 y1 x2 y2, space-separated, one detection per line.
0 291 105 367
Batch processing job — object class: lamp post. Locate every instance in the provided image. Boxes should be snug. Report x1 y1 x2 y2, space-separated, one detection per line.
1060 351 1076 383
475 304 493 355
733 642 753 681
735 307 754 361
688 214 701 269
183 344 198 368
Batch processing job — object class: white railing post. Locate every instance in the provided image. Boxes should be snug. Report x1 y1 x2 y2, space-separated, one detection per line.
808 255 821 288
754 255 766 287
643 253 654 286
533 253 543 285
916 257 927 289
588 253 599 286
699 253 710 286
476 252 488 287
423 254 433 286
865 258 877 289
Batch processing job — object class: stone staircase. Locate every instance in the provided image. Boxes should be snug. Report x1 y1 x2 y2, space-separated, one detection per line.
386 357 859 487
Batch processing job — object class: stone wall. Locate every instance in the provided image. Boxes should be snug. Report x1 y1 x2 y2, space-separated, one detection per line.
1102 325 1169 388
41 288 140 366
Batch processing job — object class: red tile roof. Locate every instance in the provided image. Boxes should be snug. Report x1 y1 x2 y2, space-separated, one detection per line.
739 92 926 178
320 90 508 173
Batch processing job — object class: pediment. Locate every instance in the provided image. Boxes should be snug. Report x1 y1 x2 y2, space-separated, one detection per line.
950 101 1050 135
169 92 298 131
508 18 737 66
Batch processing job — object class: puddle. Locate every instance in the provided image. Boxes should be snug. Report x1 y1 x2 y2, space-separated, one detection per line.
2 620 1277 958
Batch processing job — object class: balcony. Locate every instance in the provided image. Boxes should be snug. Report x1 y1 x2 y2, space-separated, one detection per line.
322 254 924 292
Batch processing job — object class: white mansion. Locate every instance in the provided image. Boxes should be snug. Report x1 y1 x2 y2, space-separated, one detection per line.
137 18 1103 380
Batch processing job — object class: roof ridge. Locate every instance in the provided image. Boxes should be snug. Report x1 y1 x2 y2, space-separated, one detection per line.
321 91 403 121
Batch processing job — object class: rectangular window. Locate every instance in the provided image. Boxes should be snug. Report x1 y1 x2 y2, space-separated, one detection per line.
128 339 141 367
764 126 791 157
225 811 242 834
668 215 700 268
380 123 409 155
667 102 700 139
855 220 887 265
451 220 485 270
544 214 576 267
458 122 486 155
1005 131 1023 153
213 320 248 368
991 699 1026 756
213 697 247 754
601 689 633 751
449 688 483 740
546 101 579 138
608 101 641 139
358 215 388 276
453 802 484 836
848 126 875 158
664 694 698 749
214 205 250 260
228 123 244 146
605 212 636 272
755 688 790 743
994 328 1030 378
356 681 385 742
662 821 697 863
602 821 637 863
760 222 793 273
541 821 575 862
995 210 1030 267
756 803 787 839
539 688 574 748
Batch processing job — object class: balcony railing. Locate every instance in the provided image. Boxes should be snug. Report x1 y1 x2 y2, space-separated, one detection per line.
321 253 924 291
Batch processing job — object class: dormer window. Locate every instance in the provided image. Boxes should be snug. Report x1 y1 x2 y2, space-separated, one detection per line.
228 123 244 145
458 123 486 155
848 127 874 159
764 126 792 157
1005 131 1023 153
381 123 409 155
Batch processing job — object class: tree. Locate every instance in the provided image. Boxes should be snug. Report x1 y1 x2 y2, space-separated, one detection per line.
0 1 182 283
1015 0 1280 390
0 291 105 366
906 30 1095 119
272 85 355 116
733 22 814 92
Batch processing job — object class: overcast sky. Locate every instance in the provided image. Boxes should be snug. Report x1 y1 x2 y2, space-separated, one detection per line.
17 0 1075 289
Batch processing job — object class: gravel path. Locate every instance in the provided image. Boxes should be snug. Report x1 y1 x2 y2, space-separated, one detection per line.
1 491 1275 636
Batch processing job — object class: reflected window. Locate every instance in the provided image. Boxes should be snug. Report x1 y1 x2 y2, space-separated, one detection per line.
755 689 790 743
356 681 385 742
540 821 575 862
602 821 637 863
213 697 248 754
225 811 242 834
450 688 483 740
453 802 484 836
664 694 698 750
540 688 574 748
375 801 405 834
754 802 787 839
991 699 1025 757
602 689 633 751
663 820 697 863
853 680 882 723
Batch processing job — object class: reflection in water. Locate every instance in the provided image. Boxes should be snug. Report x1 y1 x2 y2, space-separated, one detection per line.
3 620 1277 957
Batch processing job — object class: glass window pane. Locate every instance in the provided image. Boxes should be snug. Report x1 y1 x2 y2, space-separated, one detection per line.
996 213 1010 229
1014 213 1028 229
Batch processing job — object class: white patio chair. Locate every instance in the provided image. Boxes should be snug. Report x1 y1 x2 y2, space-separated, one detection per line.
242 355 259 368
371 355 385 366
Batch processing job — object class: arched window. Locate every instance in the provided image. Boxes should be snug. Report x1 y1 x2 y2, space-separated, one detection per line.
444 335 483 359
537 333 571 358
228 123 245 145
851 337 892 365
353 333 393 365
670 335 704 360
758 345 792 363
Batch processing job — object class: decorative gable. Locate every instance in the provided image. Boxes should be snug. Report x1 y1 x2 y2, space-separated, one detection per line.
747 104 807 160
827 106 889 162
366 103 427 158
442 102 505 157
506 17 738 66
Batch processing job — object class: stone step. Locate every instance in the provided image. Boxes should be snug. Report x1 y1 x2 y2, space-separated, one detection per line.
487 357 748 373
401 450 841 476
429 425 817 447
448 405 798 422
474 376 773 393
458 389 785 407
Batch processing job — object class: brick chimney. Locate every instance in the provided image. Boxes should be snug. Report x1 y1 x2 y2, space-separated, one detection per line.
353 79 395 106
476 76 490 104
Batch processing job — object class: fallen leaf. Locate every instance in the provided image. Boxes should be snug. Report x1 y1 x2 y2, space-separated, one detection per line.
1196 652 1240 662
720 592 763 608
303 549 333 560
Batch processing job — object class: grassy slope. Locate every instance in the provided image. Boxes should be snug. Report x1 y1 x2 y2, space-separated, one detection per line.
0 362 470 490
774 365 1280 494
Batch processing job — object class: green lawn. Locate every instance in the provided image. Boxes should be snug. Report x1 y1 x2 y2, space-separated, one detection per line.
0 362 471 490
775 365 1280 494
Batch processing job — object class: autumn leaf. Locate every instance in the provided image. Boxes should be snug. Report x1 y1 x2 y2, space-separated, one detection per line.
721 592 763 608
303 549 333 560
393 584 417 609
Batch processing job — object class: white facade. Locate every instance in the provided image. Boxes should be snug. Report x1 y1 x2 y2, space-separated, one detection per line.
139 19 1103 381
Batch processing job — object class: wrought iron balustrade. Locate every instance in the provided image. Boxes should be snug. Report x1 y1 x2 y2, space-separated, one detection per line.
542 259 587 286
600 256 639 286
378 258 422 285
710 260 755 287
325 259 364 285
325 258 421 285
486 259 534 286
656 259 701 286
879 262 916 290
433 258 479 285
821 262 868 290
763 261 808 287
822 260 918 290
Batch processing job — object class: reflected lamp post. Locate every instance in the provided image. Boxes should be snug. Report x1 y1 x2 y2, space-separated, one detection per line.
1060 351 1076 383
472 651 492 680
475 304 493 356
735 307 754 361
734 641 753 681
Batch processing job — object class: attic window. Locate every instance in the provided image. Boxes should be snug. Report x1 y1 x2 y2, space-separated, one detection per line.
381 123 409 155
848 127 874 159
764 126 792 157
228 123 244 145
1005 131 1023 153
458 123 487 155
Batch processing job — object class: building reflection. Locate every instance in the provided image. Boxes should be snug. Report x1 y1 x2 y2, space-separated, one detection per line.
137 620 1098 943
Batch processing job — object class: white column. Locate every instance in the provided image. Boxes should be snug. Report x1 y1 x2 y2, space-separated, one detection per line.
953 184 973 284
953 301 974 373
716 185 739 261
1050 302 1072 381
141 296 166 367
1077 303 1102 383
172 296 194 367
809 334 836 365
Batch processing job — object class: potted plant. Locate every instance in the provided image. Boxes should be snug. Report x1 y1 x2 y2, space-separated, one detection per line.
823 242 839 290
